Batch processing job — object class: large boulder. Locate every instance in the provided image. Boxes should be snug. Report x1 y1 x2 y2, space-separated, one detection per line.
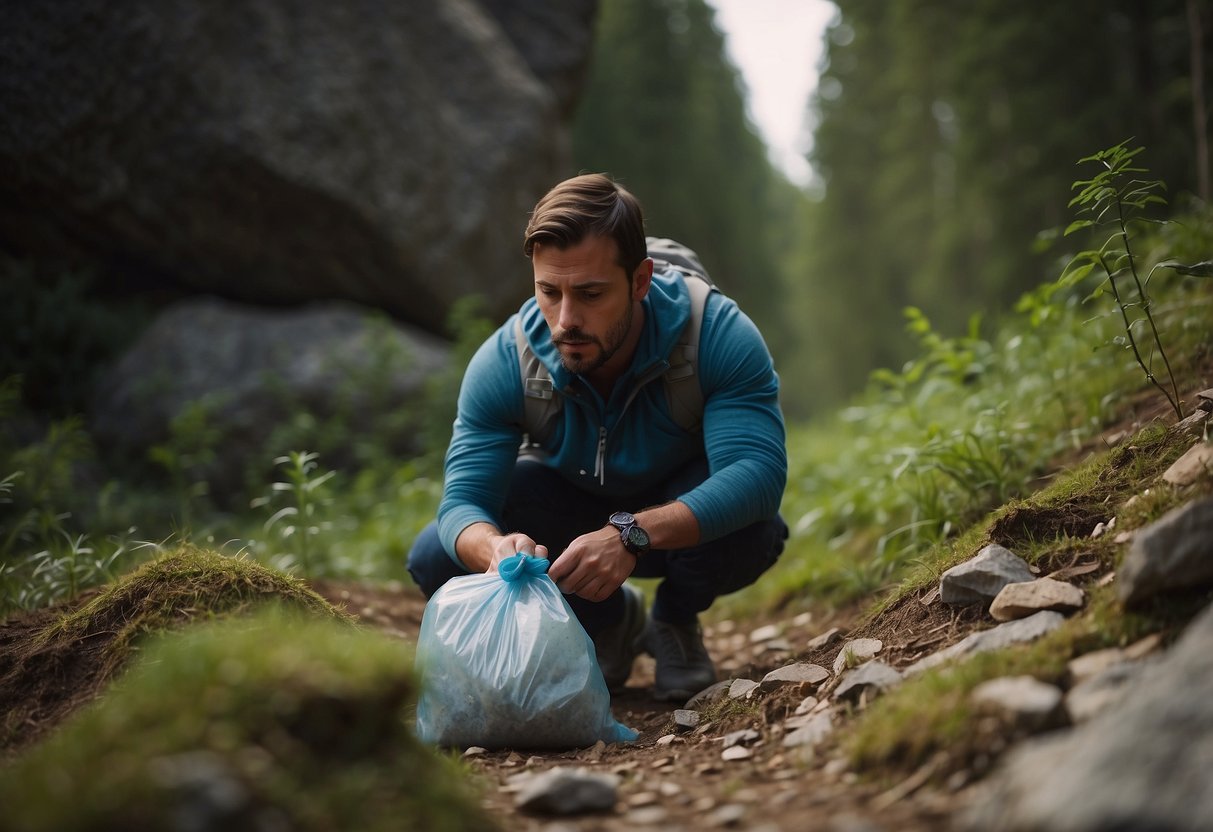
91 297 450 494
0 0 596 332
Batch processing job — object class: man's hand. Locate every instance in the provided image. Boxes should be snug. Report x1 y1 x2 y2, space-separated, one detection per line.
547 526 634 602
487 533 548 572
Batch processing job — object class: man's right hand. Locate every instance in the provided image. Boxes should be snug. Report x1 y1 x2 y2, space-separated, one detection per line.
454 521 548 573
487 532 548 572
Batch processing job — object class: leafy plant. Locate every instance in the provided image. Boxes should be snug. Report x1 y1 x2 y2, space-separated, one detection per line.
1061 141 1208 420
251 450 336 575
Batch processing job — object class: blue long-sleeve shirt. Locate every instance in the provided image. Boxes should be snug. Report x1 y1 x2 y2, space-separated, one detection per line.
436 270 787 562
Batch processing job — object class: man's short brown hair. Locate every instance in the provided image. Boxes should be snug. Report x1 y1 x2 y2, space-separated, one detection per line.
523 173 647 277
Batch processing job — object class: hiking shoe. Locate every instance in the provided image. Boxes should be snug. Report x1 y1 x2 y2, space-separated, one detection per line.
594 583 647 692
641 617 717 703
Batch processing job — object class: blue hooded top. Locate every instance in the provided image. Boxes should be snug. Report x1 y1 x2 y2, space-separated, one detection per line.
436 269 787 564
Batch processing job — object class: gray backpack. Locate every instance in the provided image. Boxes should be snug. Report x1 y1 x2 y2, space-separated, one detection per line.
514 237 716 445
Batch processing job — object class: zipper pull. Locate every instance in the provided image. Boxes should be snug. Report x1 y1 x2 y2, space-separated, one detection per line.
594 426 607 486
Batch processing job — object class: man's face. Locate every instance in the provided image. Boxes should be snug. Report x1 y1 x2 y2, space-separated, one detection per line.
532 235 646 377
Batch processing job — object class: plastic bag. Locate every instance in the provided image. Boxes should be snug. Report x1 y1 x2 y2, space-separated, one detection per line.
414 554 637 750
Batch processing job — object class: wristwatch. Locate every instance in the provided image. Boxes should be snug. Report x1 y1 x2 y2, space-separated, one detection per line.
608 511 651 557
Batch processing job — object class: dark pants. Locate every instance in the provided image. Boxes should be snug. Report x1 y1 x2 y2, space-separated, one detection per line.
406 458 787 636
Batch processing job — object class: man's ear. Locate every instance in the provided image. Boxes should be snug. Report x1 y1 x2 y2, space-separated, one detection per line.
632 257 654 301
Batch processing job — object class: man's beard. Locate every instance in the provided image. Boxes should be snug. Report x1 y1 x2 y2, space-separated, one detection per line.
552 303 633 375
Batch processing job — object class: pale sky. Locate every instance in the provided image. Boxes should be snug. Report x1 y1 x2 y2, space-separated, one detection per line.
707 0 836 187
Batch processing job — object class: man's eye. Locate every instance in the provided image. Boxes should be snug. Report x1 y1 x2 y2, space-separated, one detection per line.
582 292 601 301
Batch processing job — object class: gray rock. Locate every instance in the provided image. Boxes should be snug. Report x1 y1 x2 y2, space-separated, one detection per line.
833 661 902 703
514 767 619 815
749 624 782 643
964 602 1213 832
1064 660 1148 724
807 627 844 651
905 611 1065 676
686 679 733 709
721 728 761 748
1118 497 1213 607
760 662 830 692
970 676 1064 732
782 711 834 749
1 0 590 331
673 709 700 732
91 297 448 493
940 544 1035 605
831 638 883 675
1162 442 1213 486
989 578 1084 622
727 679 760 700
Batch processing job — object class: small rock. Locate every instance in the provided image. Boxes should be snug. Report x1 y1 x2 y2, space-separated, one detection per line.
940 544 1035 606
514 768 620 815
1162 442 1213 486
1067 647 1126 684
687 679 734 709
1065 660 1147 723
793 612 814 627
794 695 819 715
721 745 753 761
834 661 902 703
627 791 660 807
750 624 782 643
905 611 1066 676
971 676 1065 732
728 679 760 700
1118 497 1213 607
462 746 487 758
1172 408 1211 440
710 804 747 826
989 578 1085 622
1113 530 1133 544
658 781 682 797
655 734 678 747
673 709 700 732
722 729 761 748
627 806 669 825
832 638 883 675
760 662 831 692
782 712 834 749
760 637 793 653
807 627 844 651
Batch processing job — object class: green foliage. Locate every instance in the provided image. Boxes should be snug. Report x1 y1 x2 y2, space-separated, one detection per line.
795 0 1203 409
1062 141 1202 419
738 200 1212 612
250 451 337 575
0 606 492 832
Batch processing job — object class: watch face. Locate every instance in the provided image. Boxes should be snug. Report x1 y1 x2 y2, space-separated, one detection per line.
625 525 650 550
610 511 636 527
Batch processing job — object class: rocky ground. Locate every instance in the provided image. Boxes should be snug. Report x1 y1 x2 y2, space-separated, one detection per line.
2 394 1210 831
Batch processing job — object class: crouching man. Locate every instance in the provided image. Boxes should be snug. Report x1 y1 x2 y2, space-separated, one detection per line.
407 173 788 702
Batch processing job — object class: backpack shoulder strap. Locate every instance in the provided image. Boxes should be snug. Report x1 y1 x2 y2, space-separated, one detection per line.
664 273 714 433
514 316 562 446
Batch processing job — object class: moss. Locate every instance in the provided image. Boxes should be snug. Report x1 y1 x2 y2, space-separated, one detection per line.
39 544 345 669
0 606 494 832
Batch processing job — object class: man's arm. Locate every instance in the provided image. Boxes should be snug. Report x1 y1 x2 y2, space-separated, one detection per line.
436 322 528 568
547 500 699 601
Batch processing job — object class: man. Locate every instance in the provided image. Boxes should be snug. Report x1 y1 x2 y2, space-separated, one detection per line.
407 173 787 702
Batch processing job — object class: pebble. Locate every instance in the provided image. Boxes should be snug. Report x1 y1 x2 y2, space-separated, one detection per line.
655 734 678 747
728 679 760 700
462 746 487 758
760 662 831 692
832 638 883 674
513 768 620 815
710 804 747 826
939 544 1035 605
971 675 1064 731
750 624 782 643
834 661 903 703
782 712 834 749
794 695 819 715
674 709 700 732
722 728 761 748
721 745 753 761
807 627 844 651
626 806 669 825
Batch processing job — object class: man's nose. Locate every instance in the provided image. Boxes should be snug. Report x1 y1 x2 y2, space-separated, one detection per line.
556 299 581 332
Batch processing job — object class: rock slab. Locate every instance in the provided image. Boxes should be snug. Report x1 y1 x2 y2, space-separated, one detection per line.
940 545 1035 606
989 578 1084 622
1118 497 1213 607
905 611 1065 676
965 602 1213 832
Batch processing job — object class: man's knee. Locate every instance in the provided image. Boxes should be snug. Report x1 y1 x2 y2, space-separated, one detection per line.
407 522 469 598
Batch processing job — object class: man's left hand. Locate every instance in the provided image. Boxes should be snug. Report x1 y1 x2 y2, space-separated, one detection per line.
546 526 635 602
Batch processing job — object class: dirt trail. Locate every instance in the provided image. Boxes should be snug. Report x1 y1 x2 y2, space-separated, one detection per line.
310 579 970 831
